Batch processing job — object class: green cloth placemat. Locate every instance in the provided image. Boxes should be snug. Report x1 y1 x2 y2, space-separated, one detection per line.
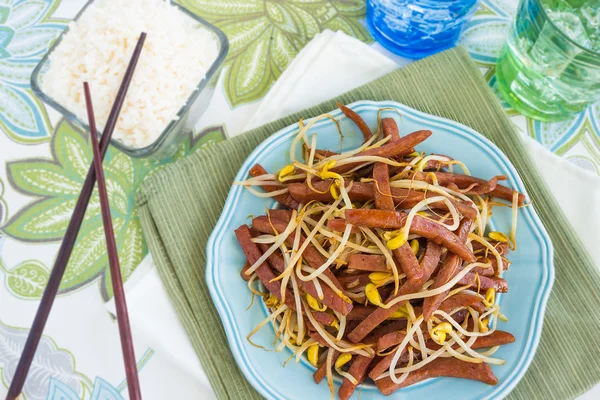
136 47 600 400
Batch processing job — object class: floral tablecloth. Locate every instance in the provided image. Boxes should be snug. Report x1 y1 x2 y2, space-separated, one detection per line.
0 0 598 399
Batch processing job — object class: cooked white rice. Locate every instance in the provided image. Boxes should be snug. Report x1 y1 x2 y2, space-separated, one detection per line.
42 0 219 148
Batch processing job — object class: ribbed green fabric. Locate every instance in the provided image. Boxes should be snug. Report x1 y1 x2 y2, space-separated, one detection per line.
136 47 600 400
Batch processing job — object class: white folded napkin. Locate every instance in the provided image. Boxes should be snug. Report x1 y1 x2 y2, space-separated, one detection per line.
105 256 216 399
522 137 600 259
108 30 600 398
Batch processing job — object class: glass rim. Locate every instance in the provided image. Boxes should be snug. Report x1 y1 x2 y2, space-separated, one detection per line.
531 0 600 57
30 0 229 158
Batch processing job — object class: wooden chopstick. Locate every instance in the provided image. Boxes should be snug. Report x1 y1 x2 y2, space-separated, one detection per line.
6 32 147 400
84 82 142 399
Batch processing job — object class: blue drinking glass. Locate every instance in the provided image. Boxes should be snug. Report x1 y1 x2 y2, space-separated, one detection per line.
367 0 481 59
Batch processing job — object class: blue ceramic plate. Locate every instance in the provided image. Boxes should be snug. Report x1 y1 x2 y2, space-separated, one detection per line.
206 100 554 400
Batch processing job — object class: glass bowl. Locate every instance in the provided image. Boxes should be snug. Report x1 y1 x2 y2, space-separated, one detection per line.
30 0 229 159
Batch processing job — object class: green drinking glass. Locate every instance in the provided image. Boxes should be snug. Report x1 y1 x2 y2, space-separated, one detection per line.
496 0 600 122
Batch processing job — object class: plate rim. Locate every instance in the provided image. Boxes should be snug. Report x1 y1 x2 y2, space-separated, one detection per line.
206 100 555 400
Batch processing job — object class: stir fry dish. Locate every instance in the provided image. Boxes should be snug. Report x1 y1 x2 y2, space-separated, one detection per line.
233 104 524 399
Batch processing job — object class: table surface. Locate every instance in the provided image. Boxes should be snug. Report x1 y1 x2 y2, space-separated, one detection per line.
1 0 599 399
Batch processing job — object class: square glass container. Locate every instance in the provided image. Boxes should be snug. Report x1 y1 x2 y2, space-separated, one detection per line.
31 0 229 159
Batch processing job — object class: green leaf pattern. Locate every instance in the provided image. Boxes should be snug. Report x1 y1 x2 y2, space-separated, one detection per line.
178 0 372 106
0 178 6 225
227 28 275 104
8 161 84 196
54 121 92 181
103 220 144 299
62 221 117 291
5 259 50 299
19 198 83 239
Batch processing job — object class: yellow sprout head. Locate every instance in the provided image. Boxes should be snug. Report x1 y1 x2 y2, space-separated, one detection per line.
307 344 320 367
306 294 327 312
365 283 382 306
319 161 343 199
335 353 352 369
264 294 280 309
369 272 391 285
484 288 496 307
319 161 338 179
389 303 412 320
385 228 409 250
409 239 419 255
330 319 340 330
278 164 295 181
488 231 508 243
479 318 490 333
431 322 453 344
